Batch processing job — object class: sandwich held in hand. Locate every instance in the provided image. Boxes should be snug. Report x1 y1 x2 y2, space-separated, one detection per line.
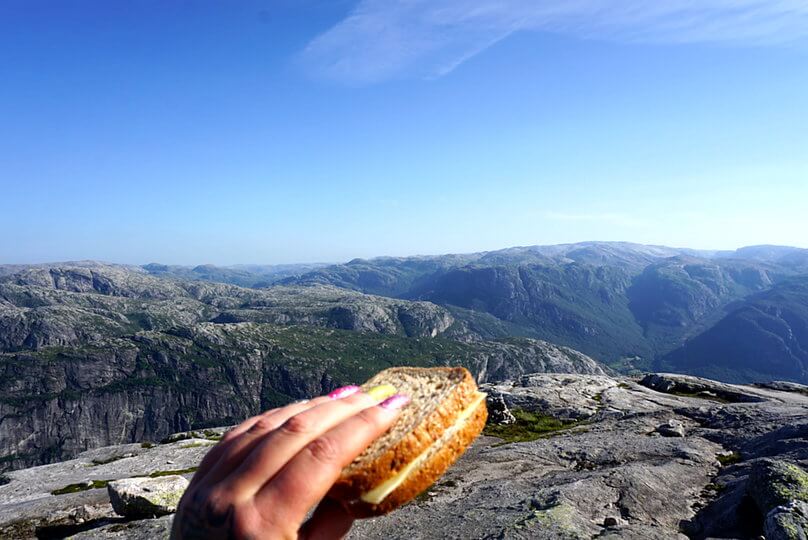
331 366 488 517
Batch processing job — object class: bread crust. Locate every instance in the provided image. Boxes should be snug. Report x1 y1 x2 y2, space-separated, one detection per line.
342 394 487 517
330 366 487 517
331 367 479 500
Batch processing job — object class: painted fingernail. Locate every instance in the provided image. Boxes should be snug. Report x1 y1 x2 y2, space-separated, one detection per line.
380 394 410 410
367 384 397 401
328 385 360 399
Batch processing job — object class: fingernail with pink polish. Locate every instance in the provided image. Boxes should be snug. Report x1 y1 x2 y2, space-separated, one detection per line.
328 385 360 399
380 394 410 410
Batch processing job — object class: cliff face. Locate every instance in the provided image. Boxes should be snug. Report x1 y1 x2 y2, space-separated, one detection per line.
415 263 650 364
0 321 607 471
662 277 808 384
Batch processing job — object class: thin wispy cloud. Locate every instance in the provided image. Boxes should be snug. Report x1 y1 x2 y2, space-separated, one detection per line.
301 0 808 84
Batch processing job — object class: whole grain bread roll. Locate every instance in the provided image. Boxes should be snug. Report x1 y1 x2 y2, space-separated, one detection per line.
331 366 487 517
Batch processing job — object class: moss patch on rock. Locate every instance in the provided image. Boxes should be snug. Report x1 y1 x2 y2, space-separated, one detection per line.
148 467 198 478
484 409 581 444
769 463 808 504
180 441 216 449
750 459 808 516
160 430 223 444
51 480 110 495
91 453 134 466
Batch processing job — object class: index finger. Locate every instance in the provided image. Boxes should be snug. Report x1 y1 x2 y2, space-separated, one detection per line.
191 396 332 488
254 394 410 526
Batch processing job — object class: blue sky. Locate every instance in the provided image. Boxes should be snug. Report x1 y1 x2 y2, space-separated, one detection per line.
1 1 806 265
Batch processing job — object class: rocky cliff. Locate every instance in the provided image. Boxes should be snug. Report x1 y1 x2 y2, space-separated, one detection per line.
0 321 607 472
663 276 808 384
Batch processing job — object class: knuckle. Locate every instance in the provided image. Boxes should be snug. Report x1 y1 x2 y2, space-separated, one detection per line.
280 413 315 435
356 407 385 430
248 416 276 434
305 435 342 465
205 485 232 510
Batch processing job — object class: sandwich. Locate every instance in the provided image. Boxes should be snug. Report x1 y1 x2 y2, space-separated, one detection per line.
331 366 488 517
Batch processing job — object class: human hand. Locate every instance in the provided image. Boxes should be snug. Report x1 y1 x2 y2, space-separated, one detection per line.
171 384 409 540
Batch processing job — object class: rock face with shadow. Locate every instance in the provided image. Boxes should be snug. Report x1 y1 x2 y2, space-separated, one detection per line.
0 263 610 472
0 322 608 472
1 373 805 539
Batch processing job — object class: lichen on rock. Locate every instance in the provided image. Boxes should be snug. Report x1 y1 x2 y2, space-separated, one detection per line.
751 460 808 512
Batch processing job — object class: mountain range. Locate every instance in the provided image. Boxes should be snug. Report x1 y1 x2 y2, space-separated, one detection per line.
1 241 807 469
280 242 808 381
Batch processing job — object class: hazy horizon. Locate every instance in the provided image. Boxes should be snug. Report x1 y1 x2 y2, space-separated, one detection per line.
4 239 807 268
2 2 806 265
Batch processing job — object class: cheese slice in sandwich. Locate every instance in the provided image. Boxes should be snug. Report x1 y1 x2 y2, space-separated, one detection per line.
331 367 488 517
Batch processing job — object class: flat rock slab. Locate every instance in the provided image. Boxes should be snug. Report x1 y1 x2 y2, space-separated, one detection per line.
70 514 175 539
481 374 619 419
640 373 808 405
0 438 211 538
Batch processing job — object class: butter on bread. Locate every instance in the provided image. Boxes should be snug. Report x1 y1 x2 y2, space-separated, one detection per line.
330 366 487 517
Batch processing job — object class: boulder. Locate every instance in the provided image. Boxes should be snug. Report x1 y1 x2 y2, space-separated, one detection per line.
657 419 686 438
750 460 808 514
765 501 808 540
107 476 188 518
487 393 516 425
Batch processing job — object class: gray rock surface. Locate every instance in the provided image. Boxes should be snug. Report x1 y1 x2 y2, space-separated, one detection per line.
107 475 188 518
481 373 619 419
640 372 767 403
0 438 209 538
1 372 805 539
765 501 808 540
71 515 175 539
755 381 808 395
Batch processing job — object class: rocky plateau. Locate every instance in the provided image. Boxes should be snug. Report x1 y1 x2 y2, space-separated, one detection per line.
0 263 610 471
